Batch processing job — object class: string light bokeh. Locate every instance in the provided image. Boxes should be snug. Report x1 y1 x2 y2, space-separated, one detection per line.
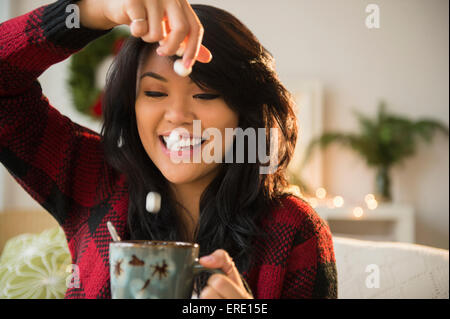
293 186 380 219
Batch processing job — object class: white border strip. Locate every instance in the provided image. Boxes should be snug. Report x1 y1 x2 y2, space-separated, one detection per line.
0 0 11 211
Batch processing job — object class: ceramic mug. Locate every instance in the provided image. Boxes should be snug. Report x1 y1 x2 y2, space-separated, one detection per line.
109 240 224 299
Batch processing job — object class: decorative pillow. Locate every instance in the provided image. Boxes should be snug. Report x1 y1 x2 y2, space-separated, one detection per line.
0 227 71 299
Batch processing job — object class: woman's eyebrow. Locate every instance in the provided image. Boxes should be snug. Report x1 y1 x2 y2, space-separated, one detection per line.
140 71 168 82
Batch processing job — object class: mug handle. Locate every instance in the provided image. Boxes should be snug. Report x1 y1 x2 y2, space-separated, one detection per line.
192 260 254 298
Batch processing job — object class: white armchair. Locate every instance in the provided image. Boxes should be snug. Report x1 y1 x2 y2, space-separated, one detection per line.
333 236 449 299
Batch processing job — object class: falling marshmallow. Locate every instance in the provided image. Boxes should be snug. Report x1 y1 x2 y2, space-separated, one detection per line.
173 59 192 77
146 192 161 214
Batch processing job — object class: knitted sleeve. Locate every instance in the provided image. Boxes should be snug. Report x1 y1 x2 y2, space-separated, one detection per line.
245 195 338 299
0 1 112 237
283 198 338 298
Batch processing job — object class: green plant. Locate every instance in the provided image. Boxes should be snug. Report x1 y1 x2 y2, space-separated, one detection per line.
68 28 129 118
299 100 449 202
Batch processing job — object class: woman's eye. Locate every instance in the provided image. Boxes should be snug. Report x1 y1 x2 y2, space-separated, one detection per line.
194 94 220 100
143 92 220 100
144 91 167 98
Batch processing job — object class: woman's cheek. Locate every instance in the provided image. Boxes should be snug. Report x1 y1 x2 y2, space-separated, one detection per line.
135 108 157 153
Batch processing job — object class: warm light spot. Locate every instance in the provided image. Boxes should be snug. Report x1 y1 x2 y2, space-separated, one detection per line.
365 194 375 203
333 196 344 207
308 197 318 208
286 185 302 197
316 187 327 199
353 207 364 218
326 199 335 209
367 199 378 210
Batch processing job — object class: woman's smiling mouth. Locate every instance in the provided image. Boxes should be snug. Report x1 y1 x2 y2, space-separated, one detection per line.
159 134 207 159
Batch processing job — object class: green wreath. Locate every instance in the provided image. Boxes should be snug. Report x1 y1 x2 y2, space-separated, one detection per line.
68 29 129 119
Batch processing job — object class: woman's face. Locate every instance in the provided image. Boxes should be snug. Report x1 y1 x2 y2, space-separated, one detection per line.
135 51 239 186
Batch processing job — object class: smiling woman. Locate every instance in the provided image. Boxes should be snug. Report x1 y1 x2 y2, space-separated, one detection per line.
0 0 337 299
135 51 238 191
100 4 302 296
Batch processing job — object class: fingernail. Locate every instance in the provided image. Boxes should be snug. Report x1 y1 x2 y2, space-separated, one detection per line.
156 47 164 56
201 255 214 262
184 58 193 69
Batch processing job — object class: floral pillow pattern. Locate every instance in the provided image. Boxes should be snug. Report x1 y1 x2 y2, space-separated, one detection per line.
0 227 71 299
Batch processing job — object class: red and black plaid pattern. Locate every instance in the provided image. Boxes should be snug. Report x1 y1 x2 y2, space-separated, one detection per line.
244 196 337 298
0 1 337 299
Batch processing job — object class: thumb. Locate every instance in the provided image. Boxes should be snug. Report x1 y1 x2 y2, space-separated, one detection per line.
199 249 241 286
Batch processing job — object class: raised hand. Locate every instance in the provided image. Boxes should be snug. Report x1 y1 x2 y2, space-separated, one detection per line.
78 0 212 70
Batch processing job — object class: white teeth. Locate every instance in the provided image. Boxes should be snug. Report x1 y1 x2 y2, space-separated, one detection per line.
167 131 181 149
162 136 169 144
162 134 203 151
192 137 202 145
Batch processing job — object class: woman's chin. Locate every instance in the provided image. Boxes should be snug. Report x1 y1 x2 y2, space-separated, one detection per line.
160 169 200 185
157 163 220 187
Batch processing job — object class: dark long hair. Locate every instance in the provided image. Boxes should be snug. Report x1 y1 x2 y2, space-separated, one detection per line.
100 4 298 294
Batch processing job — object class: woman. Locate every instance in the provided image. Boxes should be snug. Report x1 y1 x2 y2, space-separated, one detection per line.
0 0 337 299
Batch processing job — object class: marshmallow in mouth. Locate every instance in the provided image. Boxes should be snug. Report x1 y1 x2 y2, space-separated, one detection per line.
161 130 206 152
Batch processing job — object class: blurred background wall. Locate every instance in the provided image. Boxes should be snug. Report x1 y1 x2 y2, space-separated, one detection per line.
0 0 448 249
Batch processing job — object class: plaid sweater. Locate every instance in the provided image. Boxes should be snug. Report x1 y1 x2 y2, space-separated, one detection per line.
0 0 337 299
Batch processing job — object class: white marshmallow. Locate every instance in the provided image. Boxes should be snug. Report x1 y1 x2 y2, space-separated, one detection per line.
166 130 181 150
173 59 192 77
146 192 161 213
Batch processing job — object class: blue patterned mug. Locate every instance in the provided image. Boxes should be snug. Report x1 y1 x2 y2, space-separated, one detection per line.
109 240 223 299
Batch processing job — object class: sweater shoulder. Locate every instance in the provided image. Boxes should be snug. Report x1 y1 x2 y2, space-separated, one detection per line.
265 194 333 246
265 194 323 229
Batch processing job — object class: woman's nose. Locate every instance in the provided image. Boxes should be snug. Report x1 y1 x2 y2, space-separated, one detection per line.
163 97 195 125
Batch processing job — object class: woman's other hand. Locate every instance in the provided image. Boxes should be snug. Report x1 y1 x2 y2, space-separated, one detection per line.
78 0 212 69
198 249 253 299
